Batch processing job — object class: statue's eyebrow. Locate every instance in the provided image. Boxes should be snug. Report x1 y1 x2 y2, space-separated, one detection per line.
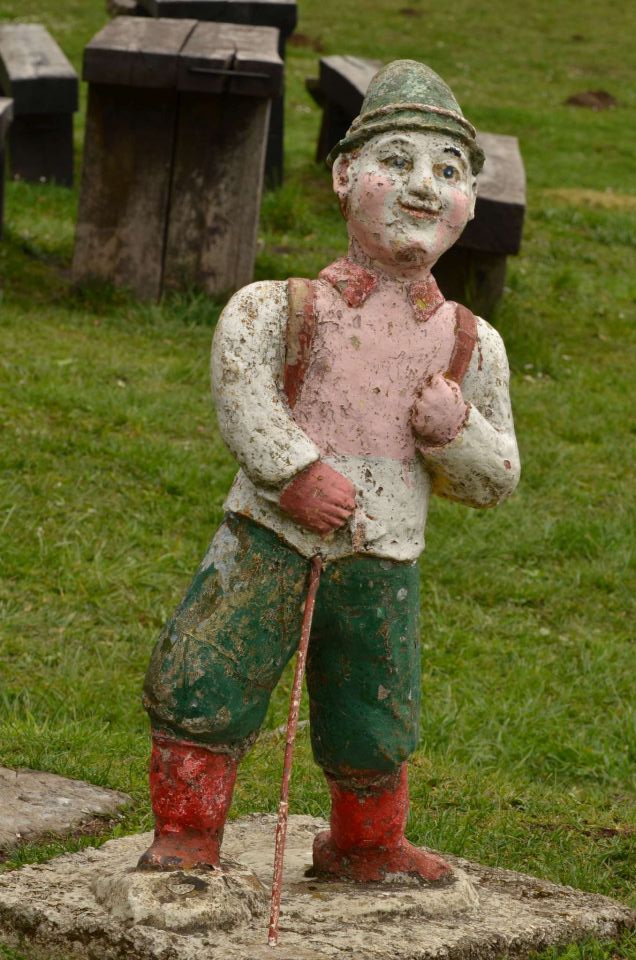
377 135 413 148
443 145 469 172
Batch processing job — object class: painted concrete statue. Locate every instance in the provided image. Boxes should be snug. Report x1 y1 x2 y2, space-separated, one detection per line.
139 59 520 885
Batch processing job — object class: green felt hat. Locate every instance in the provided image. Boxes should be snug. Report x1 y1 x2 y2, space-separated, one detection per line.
327 59 484 174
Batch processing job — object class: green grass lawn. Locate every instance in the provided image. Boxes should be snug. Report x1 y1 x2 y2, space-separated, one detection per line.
0 0 634 957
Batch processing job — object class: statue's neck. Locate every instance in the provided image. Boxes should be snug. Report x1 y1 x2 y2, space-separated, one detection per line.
346 237 434 284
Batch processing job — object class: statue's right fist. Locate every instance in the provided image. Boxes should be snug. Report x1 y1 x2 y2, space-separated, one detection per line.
279 461 356 536
411 373 468 447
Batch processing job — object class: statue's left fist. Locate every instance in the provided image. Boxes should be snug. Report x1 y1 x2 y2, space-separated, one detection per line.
411 373 469 447
279 461 356 536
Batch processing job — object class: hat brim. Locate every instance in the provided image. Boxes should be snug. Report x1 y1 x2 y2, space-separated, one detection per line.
326 113 485 175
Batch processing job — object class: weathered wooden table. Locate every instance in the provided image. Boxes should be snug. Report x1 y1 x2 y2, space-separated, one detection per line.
138 0 297 185
0 24 78 187
0 98 13 238
307 55 526 318
73 17 282 301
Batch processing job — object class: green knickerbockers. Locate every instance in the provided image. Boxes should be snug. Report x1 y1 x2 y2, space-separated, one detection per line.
143 514 421 775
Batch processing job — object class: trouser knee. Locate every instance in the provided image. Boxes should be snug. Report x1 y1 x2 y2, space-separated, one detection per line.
305 553 421 778
142 514 307 751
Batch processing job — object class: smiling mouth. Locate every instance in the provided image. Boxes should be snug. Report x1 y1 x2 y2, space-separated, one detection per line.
398 201 440 220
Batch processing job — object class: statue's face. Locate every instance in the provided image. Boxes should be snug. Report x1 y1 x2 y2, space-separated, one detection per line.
333 130 477 273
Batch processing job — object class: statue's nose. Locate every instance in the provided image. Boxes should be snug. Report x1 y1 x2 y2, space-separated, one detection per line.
409 174 438 200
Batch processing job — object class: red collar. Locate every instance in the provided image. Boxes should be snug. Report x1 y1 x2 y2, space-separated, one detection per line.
318 257 445 320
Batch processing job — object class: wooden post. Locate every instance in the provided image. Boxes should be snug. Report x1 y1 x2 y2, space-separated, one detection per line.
0 98 13 240
0 24 78 187
73 17 282 300
74 82 180 300
73 18 194 301
163 21 277 293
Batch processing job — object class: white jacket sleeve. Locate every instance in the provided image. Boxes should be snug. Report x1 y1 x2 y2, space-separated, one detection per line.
211 280 320 488
419 317 520 508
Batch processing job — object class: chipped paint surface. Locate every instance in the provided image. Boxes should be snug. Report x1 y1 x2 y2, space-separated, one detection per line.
292 275 456 460
278 461 356 537
420 319 520 507
314 765 453 883
211 280 320 489
332 131 476 278
142 58 521 893
143 515 307 750
138 735 237 871
144 516 421 774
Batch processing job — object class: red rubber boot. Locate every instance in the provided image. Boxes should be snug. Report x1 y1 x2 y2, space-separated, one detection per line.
313 764 453 884
137 734 238 871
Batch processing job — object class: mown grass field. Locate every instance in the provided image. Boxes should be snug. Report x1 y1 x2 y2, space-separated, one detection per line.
0 0 634 957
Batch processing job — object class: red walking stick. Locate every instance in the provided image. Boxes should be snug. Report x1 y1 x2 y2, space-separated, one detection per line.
268 554 323 947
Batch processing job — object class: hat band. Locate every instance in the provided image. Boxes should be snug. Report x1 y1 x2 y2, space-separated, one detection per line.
349 102 477 140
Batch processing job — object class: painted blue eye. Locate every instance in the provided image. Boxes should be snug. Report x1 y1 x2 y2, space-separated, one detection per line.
392 157 407 169
443 165 457 179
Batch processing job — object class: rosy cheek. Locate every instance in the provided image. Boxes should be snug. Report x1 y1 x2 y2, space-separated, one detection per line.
432 190 472 250
444 189 472 227
354 171 396 226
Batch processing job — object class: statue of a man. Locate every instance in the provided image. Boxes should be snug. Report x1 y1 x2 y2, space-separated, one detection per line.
139 60 520 884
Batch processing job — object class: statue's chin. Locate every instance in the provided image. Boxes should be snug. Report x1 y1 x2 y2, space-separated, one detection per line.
393 243 429 265
349 230 446 275
385 239 444 273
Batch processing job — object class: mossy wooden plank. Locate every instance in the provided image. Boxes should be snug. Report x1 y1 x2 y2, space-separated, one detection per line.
82 17 197 89
163 90 270 295
72 83 178 299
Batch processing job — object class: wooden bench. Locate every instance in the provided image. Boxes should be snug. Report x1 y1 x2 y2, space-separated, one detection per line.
138 0 297 186
0 98 13 238
307 55 526 318
307 56 382 165
0 24 78 187
73 17 282 301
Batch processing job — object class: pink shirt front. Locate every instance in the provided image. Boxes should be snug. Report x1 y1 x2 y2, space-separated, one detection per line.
292 273 457 462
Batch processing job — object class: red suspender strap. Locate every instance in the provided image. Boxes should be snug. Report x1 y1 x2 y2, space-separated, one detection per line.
284 278 316 409
445 303 478 385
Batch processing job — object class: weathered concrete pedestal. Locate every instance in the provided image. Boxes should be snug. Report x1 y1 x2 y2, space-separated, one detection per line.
0 814 633 960
0 767 130 856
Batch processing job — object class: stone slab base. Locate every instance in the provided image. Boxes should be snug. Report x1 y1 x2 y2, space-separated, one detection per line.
0 767 131 855
0 814 633 960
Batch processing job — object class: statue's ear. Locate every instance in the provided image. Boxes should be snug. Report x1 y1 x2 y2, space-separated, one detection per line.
332 154 353 214
467 177 478 221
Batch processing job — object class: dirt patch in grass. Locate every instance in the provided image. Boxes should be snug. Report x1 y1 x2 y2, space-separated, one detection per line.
526 821 635 839
288 32 324 51
542 188 636 211
564 90 617 109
